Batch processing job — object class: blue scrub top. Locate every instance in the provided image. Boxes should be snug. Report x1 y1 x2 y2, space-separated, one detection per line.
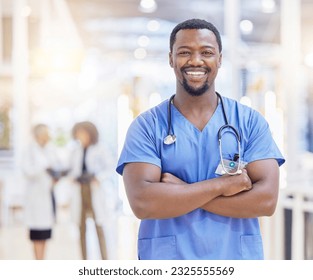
116 96 285 260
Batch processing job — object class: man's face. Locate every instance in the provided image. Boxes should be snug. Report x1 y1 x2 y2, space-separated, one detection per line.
169 28 222 96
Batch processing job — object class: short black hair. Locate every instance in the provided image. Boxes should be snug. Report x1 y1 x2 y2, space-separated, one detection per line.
169 18 222 53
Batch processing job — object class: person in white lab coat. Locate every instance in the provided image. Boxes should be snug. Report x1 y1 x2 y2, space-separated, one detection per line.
68 121 110 260
22 124 64 260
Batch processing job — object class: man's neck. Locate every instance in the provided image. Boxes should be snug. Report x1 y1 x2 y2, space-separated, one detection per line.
172 91 219 131
174 90 218 113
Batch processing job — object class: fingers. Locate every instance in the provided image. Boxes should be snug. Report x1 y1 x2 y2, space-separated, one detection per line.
241 169 253 191
241 168 248 174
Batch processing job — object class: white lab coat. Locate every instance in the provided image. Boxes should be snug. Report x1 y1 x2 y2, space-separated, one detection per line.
68 141 113 226
22 142 60 230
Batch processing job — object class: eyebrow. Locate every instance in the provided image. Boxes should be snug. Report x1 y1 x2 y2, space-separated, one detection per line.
176 45 217 50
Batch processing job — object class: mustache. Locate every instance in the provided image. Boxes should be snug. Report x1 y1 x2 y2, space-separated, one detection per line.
181 66 211 72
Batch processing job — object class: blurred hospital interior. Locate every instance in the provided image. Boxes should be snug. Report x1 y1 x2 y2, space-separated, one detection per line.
1 0 313 260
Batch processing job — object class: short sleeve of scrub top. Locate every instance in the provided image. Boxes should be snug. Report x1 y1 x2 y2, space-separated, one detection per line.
116 109 161 175
239 108 285 166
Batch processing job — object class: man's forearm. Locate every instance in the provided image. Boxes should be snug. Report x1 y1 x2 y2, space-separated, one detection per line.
200 180 277 218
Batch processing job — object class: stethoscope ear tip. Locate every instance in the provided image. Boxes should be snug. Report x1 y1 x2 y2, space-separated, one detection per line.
164 134 176 145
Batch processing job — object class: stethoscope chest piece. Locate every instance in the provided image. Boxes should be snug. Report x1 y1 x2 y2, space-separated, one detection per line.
164 134 176 145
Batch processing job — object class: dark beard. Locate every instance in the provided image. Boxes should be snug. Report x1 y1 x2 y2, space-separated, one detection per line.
182 77 209 97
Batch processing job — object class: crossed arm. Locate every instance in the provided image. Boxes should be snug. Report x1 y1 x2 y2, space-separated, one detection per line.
122 159 280 220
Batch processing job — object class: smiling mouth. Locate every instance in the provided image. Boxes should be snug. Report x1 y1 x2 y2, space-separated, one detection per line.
186 71 206 76
184 68 208 79
184 72 206 84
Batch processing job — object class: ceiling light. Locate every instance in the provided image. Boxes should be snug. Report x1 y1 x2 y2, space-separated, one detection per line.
240 20 254 35
147 20 160 32
137 35 150 47
261 0 276 13
139 0 157 13
134 48 147 59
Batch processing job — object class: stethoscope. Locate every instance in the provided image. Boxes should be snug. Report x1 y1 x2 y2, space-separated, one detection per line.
163 92 242 175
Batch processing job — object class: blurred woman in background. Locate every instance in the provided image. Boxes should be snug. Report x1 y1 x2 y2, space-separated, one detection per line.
22 124 63 260
68 121 110 260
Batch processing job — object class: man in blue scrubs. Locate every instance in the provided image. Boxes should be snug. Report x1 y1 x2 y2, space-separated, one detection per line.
116 19 285 259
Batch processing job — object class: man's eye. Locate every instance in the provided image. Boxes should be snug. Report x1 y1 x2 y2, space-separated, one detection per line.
203 51 214 56
178 51 190 55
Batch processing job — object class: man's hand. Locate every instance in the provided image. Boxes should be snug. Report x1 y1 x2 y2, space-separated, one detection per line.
161 172 187 185
220 168 252 196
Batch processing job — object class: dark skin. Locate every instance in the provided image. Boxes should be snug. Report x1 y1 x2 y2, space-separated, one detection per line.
123 28 280 220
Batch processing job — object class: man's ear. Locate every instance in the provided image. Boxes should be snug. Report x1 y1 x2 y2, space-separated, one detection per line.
169 52 173 68
218 53 222 68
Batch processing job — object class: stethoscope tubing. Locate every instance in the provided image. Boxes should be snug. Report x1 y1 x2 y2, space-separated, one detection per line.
165 92 242 175
167 94 175 137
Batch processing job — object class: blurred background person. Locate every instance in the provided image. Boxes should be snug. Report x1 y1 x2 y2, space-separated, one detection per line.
21 124 65 260
68 121 110 260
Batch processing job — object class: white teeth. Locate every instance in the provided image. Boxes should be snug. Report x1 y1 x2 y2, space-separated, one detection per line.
186 71 205 76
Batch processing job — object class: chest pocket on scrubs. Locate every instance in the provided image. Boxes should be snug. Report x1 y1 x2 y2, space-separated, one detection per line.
138 235 177 260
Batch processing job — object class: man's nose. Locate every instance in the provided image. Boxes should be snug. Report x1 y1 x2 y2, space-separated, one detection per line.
187 53 204 66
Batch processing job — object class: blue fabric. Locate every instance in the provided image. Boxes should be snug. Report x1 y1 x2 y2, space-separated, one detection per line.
116 96 285 260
